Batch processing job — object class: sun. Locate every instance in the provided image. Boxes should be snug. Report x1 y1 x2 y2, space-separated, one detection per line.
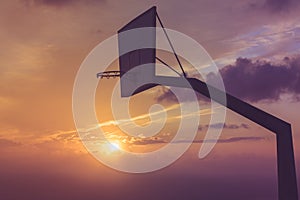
97 139 125 155
103 140 121 154
99 141 121 154
111 141 120 150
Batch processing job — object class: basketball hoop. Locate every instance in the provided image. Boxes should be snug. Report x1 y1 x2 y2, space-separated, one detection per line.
96 71 121 79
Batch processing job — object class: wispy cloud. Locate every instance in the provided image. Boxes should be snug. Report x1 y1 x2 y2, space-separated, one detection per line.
95 103 212 130
22 0 105 7
0 139 22 148
176 136 265 144
129 136 265 145
88 104 181 131
223 23 300 60
200 123 250 130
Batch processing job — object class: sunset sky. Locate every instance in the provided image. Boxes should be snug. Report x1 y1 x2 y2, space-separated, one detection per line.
1 0 300 199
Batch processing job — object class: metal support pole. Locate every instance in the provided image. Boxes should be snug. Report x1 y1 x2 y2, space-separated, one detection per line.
153 76 298 200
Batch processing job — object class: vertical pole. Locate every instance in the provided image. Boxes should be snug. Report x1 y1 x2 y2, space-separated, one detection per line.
277 124 298 200
156 77 299 199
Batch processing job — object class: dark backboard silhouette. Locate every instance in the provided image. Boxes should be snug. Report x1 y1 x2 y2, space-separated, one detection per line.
118 7 156 97
100 6 299 200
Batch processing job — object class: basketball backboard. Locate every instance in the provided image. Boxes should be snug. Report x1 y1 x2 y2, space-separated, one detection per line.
118 6 157 97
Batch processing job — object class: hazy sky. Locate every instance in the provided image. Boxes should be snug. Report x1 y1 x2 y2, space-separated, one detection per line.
1 0 300 199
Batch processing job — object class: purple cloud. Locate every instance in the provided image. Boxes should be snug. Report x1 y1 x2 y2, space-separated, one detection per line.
217 55 300 102
264 0 299 11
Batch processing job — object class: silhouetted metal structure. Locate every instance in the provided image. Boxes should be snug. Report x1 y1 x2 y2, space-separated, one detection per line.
97 6 298 200
97 71 121 79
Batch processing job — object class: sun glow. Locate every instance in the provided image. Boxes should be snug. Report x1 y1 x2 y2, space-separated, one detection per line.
96 141 122 155
111 141 120 150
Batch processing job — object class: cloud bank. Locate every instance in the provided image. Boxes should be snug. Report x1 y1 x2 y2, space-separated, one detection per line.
157 55 300 103
218 56 300 102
